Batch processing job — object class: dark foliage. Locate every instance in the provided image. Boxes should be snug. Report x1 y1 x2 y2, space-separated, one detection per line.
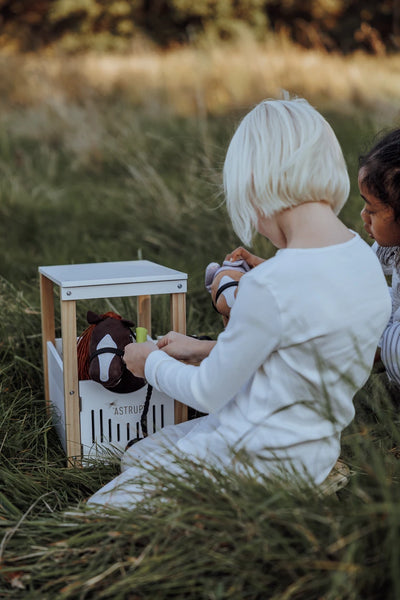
0 0 398 54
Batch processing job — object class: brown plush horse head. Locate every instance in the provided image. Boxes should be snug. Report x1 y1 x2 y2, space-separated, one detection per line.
77 310 146 394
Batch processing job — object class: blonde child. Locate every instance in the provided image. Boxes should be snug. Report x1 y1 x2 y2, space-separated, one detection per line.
359 128 400 384
88 98 391 508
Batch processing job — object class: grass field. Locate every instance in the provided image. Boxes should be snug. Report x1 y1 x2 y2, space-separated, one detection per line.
1 40 400 598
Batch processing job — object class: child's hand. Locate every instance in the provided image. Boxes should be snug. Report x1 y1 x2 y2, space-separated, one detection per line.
123 341 157 379
157 331 216 363
225 247 265 268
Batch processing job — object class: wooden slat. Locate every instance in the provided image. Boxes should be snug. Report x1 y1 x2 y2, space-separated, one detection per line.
170 293 186 335
137 294 151 335
60 299 81 465
170 293 188 423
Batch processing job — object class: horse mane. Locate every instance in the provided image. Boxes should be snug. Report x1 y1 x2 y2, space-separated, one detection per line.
77 311 122 380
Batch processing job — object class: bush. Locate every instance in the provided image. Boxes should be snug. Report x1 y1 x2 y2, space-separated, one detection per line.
0 0 396 53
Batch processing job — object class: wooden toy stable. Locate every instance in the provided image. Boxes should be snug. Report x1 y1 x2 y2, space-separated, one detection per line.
39 260 188 464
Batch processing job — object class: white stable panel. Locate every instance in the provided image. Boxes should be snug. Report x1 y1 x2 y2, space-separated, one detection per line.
47 340 175 459
79 381 174 458
39 260 187 300
48 339 67 452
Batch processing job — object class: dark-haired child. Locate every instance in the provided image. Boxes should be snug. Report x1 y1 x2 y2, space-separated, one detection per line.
359 128 400 385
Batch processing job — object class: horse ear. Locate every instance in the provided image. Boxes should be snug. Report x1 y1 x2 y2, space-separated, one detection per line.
87 310 103 325
121 318 135 328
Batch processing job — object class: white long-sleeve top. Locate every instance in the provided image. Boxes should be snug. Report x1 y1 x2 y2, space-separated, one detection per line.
88 233 391 508
144 233 391 483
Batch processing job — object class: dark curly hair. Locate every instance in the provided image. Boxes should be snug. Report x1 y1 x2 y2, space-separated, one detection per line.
359 128 400 221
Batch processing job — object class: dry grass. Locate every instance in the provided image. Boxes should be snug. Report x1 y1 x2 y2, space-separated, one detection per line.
2 39 400 120
2 38 399 176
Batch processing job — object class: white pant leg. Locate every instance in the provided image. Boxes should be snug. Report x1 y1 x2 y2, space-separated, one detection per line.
87 460 173 509
121 416 208 471
88 417 209 509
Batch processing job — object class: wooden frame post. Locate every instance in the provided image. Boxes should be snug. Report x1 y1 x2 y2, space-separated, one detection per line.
171 292 188 423
60 299 81 464
137 294 152 335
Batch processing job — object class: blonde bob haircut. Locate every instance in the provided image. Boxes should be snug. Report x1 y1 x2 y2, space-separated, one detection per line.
223 97 350 245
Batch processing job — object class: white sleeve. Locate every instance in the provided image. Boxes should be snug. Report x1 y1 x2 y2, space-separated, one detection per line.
145 272 282 413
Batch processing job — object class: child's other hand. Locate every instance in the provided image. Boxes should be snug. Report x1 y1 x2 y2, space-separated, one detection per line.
123 341 157 379
157 331 216 363
225 247 265 268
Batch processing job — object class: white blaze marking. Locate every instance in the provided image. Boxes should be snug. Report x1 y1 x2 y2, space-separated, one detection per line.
219 275 237 308
96 334 117 382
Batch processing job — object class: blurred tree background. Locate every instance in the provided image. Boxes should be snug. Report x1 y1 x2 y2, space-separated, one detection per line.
0 0 398 54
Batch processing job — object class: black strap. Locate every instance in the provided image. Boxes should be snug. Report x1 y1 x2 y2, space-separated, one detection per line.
140 384 153 438
212 280 239 314
125 383 153 449
89 347 125 362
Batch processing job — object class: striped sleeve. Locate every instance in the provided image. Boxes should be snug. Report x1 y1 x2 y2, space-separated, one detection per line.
381 321 400 385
